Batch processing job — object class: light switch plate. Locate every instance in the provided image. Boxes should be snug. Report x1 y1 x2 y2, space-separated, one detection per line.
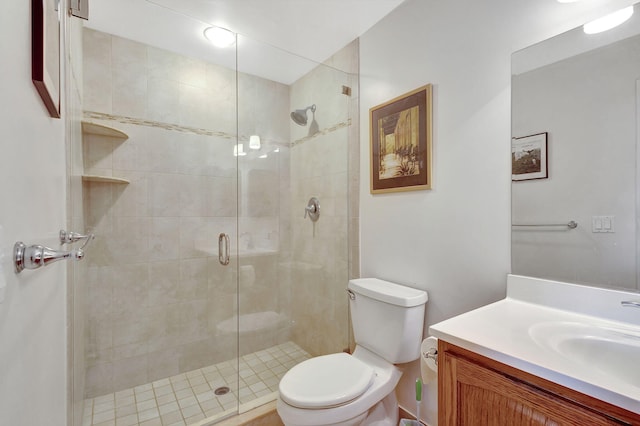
592 215 615 233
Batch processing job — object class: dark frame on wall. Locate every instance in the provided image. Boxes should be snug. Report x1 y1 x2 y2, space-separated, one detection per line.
512 132 548 181
370 85 433 194
32 0 61 118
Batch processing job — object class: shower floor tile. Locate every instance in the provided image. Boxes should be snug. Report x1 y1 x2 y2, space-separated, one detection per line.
82 341 310 426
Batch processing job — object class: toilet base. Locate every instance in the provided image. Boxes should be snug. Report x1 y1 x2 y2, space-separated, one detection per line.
277 347 403 426
278 391 399 426
362 392 399 425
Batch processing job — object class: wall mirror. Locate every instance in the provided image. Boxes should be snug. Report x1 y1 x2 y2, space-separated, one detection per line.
511 2 640 291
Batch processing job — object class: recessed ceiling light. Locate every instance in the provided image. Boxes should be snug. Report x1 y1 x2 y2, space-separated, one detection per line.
203 26 235 48
583 6 634 34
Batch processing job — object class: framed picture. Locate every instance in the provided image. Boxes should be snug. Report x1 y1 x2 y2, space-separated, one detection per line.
370 85 432 194
512 132 548 181
32 0 61 118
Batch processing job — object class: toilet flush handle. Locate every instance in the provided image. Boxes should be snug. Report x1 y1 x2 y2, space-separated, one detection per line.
347 289 356 300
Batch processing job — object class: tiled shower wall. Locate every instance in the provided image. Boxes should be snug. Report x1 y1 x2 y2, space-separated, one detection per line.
284 40 360 356
82 28 289 398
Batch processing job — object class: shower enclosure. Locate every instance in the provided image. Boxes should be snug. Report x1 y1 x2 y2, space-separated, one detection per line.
66 3 358 425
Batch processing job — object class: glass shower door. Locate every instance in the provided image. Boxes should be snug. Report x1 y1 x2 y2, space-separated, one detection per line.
73 5 242 425
72 2 358 424
234 34 355 413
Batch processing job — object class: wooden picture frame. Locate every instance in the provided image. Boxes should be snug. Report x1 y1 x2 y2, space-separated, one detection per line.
32 0 61 118
512 132 548 181
370 85 432 194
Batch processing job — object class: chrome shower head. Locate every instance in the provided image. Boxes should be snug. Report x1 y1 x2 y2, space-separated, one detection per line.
290 104 316 126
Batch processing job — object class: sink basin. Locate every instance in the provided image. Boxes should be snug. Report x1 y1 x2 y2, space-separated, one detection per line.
529 321 640 388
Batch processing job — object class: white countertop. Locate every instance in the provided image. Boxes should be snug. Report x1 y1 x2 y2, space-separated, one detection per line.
429 274 640 414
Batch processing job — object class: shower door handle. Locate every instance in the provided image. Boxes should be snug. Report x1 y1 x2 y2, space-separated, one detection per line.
218 233 230 266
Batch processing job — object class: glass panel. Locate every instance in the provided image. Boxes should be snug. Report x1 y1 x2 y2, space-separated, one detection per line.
74 6 240 425
71 2 358 424
235 34 354 412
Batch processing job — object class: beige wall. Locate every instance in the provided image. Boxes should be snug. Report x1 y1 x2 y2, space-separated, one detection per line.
359 0 637 424
0 1 68 424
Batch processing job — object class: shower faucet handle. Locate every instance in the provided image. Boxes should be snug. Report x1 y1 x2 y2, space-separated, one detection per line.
304 197 320 222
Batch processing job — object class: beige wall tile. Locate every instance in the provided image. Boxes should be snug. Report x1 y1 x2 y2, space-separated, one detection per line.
112 36 148 118
147 78 180 124
84 29 112 113
149 218 181 260
147 47 181 82
148 261 180 306
147 173 181 217
179 83 208 129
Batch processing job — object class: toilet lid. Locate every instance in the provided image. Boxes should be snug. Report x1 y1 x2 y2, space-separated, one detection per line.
279 353 375 409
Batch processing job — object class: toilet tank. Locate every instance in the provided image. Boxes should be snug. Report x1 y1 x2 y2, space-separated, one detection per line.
348 278 428 364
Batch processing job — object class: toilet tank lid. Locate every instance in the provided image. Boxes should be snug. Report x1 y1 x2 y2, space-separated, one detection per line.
348 278 428 307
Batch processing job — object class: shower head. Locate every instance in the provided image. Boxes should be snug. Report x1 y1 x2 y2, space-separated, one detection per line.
290 104 316 126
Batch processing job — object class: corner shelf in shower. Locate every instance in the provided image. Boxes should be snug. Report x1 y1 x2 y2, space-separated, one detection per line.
81 175 130 184
81 121 129 139
81 120 130 185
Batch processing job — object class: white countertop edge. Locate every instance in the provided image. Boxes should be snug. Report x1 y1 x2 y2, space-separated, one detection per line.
429 322 639 414
429 274 640 415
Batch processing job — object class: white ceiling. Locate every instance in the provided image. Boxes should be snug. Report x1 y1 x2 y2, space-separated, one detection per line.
85 0 406 84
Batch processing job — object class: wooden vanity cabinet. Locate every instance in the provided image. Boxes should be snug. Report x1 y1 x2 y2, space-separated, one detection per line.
438 341 640 426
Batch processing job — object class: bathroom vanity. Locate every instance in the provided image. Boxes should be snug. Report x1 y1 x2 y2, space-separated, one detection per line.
438 342 636 425
430 275 640 425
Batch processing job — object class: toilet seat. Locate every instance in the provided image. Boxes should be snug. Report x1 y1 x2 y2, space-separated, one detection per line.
279 352 375 409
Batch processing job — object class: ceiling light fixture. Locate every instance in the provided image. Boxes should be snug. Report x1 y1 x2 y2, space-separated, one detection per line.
203 26 236 48
583 6 634 34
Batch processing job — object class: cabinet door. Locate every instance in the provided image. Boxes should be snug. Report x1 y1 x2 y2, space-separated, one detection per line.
440 350 624 426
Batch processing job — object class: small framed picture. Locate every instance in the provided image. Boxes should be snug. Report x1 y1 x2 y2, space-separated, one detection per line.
512 132 548 181
369 85 433 194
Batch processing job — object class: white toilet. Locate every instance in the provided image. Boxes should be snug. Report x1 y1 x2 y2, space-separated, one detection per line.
277 278 428 426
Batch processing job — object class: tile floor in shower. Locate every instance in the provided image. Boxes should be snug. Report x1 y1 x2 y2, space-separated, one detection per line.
82 341 310 426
